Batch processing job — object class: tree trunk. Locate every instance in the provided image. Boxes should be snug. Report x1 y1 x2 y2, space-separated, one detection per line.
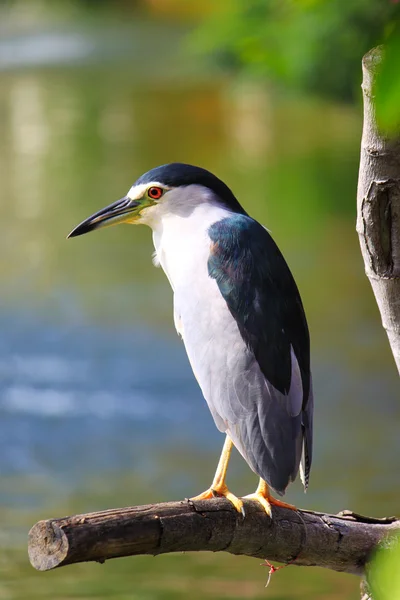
356 46 400 374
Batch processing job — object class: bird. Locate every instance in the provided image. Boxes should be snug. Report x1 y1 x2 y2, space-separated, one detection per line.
68 163 313 516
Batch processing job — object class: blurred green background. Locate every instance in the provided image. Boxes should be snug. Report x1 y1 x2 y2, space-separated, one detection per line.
0 1 399 598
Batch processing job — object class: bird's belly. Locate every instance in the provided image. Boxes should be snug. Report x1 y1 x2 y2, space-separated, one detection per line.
152 210 266 426
175 275 258 424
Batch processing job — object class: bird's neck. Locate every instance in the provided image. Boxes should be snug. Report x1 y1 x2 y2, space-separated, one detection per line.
150 201 233 290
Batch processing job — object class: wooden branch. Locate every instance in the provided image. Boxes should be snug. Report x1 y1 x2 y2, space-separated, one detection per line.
357 46 400 374
28 498 399 574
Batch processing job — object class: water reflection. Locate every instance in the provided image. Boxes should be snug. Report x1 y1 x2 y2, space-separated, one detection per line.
0 30 398 600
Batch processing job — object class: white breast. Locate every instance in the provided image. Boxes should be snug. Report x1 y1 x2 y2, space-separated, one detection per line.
144 185 245 432
153 202 231 342
150 188 233 293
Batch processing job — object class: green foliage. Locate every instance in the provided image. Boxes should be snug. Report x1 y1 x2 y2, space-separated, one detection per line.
368 533 400 600
194 0 399 101
375 27 400 133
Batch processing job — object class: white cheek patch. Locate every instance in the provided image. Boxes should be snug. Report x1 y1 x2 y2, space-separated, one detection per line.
127 181 170 201
127 183 149 201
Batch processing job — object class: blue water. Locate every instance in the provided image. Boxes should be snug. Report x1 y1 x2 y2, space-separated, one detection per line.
0 311 218 485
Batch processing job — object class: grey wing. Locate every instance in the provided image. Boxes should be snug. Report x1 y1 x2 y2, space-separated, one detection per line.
176 282 308 496
226 346 311 495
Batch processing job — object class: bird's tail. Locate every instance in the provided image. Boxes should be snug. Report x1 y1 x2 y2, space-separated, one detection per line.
299 377 313 491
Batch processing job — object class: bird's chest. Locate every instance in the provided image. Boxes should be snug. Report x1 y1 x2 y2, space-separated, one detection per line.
151 205 236 339
151 203 233 287
152 222 211 292
152 223 225 336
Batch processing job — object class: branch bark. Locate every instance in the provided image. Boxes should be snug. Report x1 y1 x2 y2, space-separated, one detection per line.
357 46 400 374
28 499 399 574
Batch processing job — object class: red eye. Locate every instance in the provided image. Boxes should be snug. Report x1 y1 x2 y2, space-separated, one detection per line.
148 186 163 200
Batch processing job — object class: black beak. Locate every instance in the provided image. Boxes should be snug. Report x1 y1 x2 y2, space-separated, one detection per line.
67 196 139 239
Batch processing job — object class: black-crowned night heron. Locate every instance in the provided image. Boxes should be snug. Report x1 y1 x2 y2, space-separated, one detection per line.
68 163 313 516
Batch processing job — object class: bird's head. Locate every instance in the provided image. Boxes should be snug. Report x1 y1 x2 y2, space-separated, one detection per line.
67 163 245 238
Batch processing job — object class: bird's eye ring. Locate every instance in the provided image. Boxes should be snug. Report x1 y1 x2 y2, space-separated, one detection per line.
148 186 164 200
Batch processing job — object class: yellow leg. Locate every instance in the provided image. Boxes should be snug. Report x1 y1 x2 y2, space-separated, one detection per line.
190 435 244 515
244 479 297 516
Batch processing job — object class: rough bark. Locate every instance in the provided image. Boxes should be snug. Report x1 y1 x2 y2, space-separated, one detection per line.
28 499 399 574
357 46 400 374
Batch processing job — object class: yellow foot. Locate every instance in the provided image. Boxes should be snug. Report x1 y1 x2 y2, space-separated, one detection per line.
190 483 245 516
269 496 296 510
243 492 296 517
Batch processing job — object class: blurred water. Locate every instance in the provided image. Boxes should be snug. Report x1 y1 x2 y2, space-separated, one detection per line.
0 314 204 473
0 14 398 600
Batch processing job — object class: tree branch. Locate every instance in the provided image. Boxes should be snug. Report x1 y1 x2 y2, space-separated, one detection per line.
28 499 399 574
357 46 400 374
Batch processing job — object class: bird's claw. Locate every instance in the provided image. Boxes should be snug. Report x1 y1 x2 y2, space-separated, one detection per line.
243 491 296 516
243 492 272 517
190 484 245 516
